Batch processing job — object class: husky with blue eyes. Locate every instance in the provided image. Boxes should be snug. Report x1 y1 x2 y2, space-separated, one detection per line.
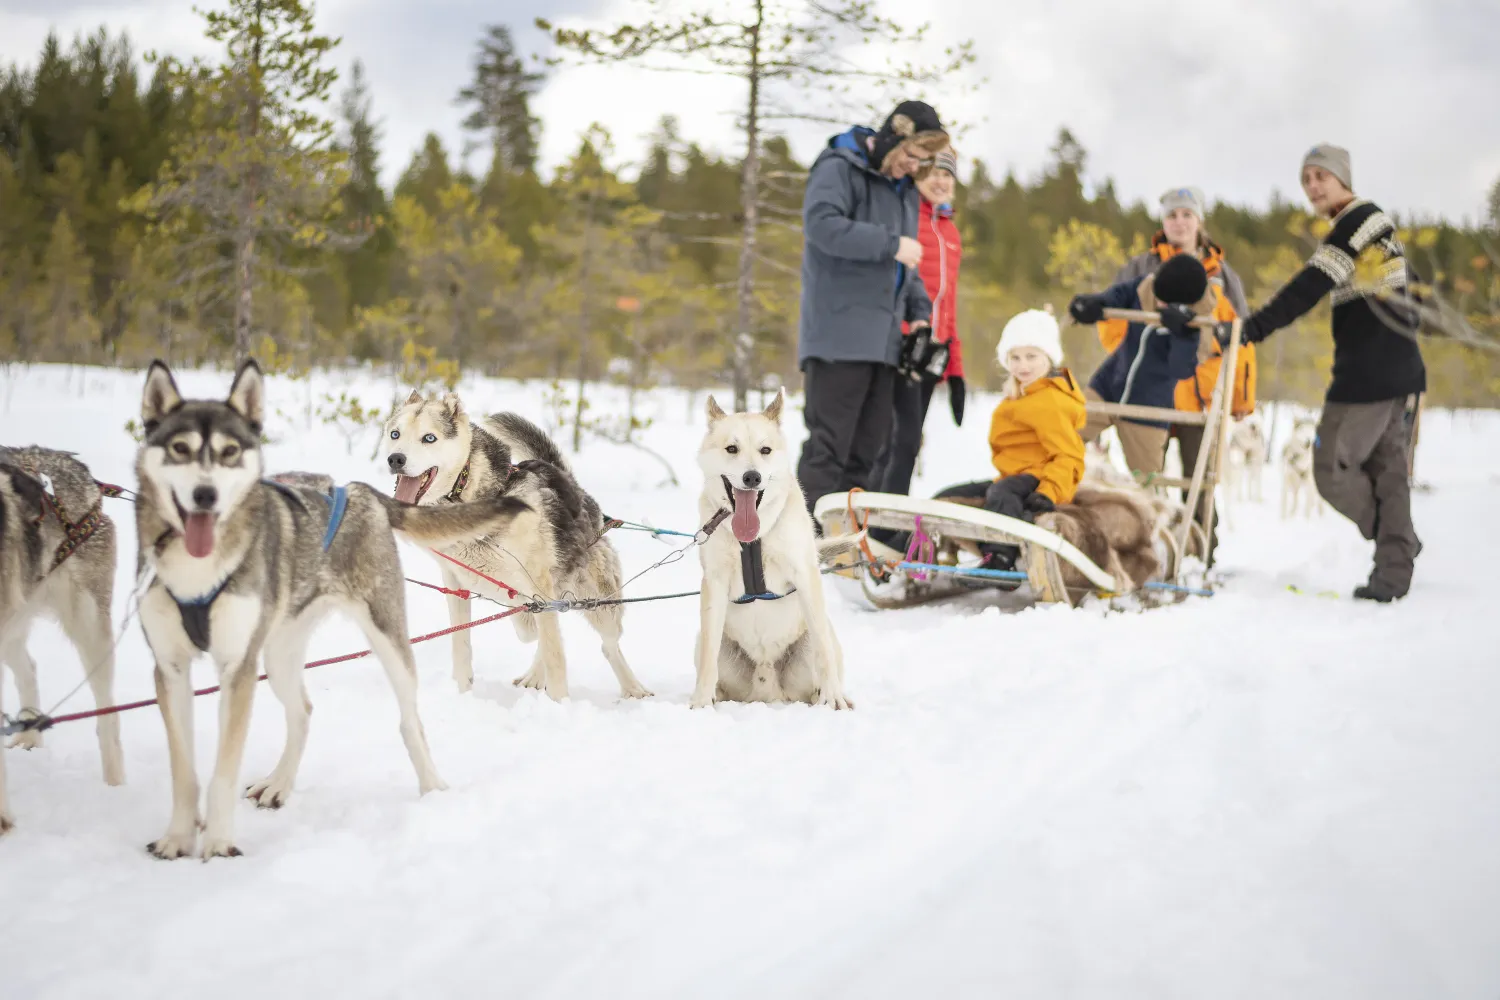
380 391 652 703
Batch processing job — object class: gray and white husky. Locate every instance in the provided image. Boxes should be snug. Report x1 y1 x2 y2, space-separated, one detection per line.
380 392 650 701
691 391 857 710
135 361 528 860
0 447 126 834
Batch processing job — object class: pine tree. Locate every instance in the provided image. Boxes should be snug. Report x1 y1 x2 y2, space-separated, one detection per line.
34 211 100 362
336 60 393 319
457 25 543 176
131 0 357 362
395 133 455 218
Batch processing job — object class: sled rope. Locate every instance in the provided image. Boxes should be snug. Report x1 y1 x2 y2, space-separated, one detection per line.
1 605 529 736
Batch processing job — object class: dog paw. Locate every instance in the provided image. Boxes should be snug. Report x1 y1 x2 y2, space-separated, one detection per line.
245 774 294 810
621 684 654 699
689 691 716 710
7 730 43 751
146 831 198 860
419 775 449 796
818 689 855 711
512 667 546 691
199 835 243 860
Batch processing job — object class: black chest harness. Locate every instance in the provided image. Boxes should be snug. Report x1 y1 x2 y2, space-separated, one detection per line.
168 482 350 652
711 480 797 606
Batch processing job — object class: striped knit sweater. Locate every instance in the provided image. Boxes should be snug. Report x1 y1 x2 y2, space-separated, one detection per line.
1246 199 1426 403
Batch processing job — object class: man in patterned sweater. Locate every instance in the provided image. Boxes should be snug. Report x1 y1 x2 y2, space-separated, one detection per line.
1233 144 1425 602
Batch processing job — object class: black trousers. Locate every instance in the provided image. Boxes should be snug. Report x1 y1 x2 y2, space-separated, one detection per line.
796 360 897 516
923 475 1036 564
871 374 937 497
1174 424 1219 566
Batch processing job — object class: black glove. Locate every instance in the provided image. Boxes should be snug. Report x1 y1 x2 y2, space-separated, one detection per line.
948 376 966 426
1023 491 1056 515
1158 302 1196 337
1241 314 1268 344
1068 294 1107 325
1214 318 1260 347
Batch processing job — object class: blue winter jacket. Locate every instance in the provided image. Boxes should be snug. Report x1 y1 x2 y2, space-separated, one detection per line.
798 127 932 368
1087 278 1201 428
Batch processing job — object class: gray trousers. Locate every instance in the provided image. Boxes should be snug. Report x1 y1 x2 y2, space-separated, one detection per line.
1314 397 1421 594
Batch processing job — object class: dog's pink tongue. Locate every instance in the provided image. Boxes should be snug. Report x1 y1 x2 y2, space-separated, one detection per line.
393 475 422 504
183 513 216 558
731 488 761 543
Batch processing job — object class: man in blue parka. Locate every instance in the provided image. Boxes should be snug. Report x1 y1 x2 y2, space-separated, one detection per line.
794 100 949 518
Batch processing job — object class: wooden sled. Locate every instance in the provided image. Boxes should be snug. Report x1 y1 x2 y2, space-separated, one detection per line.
816 311 1242 611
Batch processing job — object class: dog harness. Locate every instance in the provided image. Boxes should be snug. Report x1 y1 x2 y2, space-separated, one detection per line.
446 463 471 502
168 481 351 653
12 461 108 571
711 480 796 605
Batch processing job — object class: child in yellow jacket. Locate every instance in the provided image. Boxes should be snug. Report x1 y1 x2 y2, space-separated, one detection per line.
934 308 1087 570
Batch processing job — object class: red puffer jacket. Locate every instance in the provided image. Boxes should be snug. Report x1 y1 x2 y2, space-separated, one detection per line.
901 198 964 380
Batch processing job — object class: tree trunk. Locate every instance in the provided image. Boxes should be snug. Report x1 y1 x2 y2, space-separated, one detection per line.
233 0 265 365
234 233 255 362
732 1 764 413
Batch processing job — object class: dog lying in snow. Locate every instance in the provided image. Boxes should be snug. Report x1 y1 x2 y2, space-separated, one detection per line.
691 390 859 709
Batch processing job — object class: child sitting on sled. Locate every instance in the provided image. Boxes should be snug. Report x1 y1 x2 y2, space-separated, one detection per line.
933 308 1086 571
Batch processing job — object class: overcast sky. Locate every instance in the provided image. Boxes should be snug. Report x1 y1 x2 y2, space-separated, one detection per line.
3 0 1498 223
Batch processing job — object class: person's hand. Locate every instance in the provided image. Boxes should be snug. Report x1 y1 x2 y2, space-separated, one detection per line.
1214 319 1257 347
895 236 923 268
1068 294 1107 325
1158 303 1196 337
1023 492 1055 515
948 376 965 426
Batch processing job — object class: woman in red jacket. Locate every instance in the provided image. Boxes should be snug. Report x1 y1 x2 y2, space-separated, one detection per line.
872 147 965 497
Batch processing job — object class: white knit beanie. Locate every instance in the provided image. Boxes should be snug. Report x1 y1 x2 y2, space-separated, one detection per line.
996 309 1064 367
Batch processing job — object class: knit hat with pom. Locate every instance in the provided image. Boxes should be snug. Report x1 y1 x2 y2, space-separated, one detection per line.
996 308 1064 368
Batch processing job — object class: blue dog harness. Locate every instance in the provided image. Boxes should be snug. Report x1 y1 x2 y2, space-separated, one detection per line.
169 480 350 652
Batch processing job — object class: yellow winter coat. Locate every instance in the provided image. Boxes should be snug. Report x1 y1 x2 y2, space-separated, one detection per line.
987 369 1087 504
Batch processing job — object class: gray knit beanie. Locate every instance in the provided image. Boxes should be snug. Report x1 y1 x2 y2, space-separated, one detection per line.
1302 144 1352 191
1159 185 1207 220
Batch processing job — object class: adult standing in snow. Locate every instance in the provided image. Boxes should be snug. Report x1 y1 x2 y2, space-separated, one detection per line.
1095 186 1257 559
870 146 967 499
1231 144 1425 602
795 100 948 519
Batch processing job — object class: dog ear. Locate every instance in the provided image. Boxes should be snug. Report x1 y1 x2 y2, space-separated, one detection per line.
441 392 466 421
226 359 265 432
763 387 784 424
705 395 727 423
405 389 423 405
141 360 183 434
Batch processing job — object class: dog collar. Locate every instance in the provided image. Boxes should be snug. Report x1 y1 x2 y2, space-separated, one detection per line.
446 462 471 502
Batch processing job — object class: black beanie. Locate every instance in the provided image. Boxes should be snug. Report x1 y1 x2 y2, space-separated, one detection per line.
1154 253 1209 306
870 100 948 173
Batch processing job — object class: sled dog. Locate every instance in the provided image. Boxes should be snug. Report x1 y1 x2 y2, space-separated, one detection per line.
1225 417 1268 503
1281 416 1321 519
0 447 126 834
134 361 525 860
692 390 859 709
380 392 650 701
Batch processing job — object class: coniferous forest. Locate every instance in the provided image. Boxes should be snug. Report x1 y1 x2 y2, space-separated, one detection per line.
2 3 1498 409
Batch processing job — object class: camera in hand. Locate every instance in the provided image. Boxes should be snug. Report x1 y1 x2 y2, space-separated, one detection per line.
899 325 950 382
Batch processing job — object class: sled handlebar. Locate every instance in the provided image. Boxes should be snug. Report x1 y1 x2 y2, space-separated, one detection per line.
1100 308 1224 331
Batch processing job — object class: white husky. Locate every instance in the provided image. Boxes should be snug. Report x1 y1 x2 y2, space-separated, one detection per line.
1225 417 1268 503
691 391 856 710
1281 416 1322 519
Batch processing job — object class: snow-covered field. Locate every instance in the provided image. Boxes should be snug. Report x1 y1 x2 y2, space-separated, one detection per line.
2 364 1498 1000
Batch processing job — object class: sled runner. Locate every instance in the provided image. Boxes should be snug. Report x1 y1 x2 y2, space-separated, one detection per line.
817 310 1242 611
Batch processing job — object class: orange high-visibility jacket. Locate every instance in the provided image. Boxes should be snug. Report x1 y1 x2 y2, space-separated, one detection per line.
987 369 1087 504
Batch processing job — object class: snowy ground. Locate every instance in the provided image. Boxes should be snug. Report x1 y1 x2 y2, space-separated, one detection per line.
2 364 1498 1000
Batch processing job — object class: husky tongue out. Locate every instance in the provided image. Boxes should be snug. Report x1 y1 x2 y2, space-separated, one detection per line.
182 512 216 558
393 468 435 504
731 488 761 543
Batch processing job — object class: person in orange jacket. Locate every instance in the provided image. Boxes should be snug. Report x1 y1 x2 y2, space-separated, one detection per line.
932 308 1085 573
1096 186 1257 487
